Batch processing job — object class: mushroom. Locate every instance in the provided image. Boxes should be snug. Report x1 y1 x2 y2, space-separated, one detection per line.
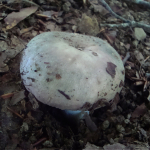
20 31 125 131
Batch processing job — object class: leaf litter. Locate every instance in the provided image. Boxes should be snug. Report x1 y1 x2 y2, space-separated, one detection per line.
0 0 150 149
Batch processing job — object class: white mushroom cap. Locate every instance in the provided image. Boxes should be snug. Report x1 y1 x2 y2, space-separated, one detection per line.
20 31 125 111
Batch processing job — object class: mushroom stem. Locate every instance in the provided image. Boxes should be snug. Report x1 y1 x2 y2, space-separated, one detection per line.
63 110 97 131
123 52 130 65
83 112 98 131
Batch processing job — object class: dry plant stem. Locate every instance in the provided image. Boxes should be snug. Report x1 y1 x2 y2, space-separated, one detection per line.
38 19 46 26
0 4 16 10
20 27 33 35
103 32 113 44
144 56 150 62
100 28 113 44
99 0 150 33
7 106 24 119
32 137 47 147
36 14 51 19
1 93 14 99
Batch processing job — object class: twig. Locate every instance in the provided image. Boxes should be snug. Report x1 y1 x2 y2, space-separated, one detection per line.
144 56 150 62
98 0 150 33
100 22 150 33
123 0 150 9
98 0 130 23
0 4 16 10
99 28 114 44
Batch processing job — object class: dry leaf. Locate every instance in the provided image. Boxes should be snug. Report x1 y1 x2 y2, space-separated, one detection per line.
4 6 38 30
10 90 25 105
110 93 120 112
131 103 147 118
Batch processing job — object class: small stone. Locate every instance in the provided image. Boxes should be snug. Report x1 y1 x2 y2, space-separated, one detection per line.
133 40 139 48
134 28 146 41
127 114 131 119
109 138 114 144
72 25 77 32
120 42 124 46
21 122 29 132
29 135 37 143
79 140 84 148
43 140 53 148
116 125 125 133
63 2 71 12
119 133 123 138
102 120 110 130
124 119 130 124
123 2 127 7
113 138 119 143
117 115 125 123
117 106 123 113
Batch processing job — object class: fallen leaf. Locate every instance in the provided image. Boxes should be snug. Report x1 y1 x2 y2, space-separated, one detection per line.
131 103 147 118
0 83 20 96
110 93 120 112
4 6 38 30
10 90 25 105
0 73 13 83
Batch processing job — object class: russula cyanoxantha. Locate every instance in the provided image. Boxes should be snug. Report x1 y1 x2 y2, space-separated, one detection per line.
20 31 125 130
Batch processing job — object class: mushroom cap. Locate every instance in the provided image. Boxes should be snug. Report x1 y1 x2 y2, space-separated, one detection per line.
20 31 125 111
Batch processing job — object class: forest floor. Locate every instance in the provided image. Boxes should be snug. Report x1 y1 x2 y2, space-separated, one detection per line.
0 0 150 149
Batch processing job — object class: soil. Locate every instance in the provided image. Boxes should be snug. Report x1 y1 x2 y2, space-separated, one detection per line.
0 0 150 149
